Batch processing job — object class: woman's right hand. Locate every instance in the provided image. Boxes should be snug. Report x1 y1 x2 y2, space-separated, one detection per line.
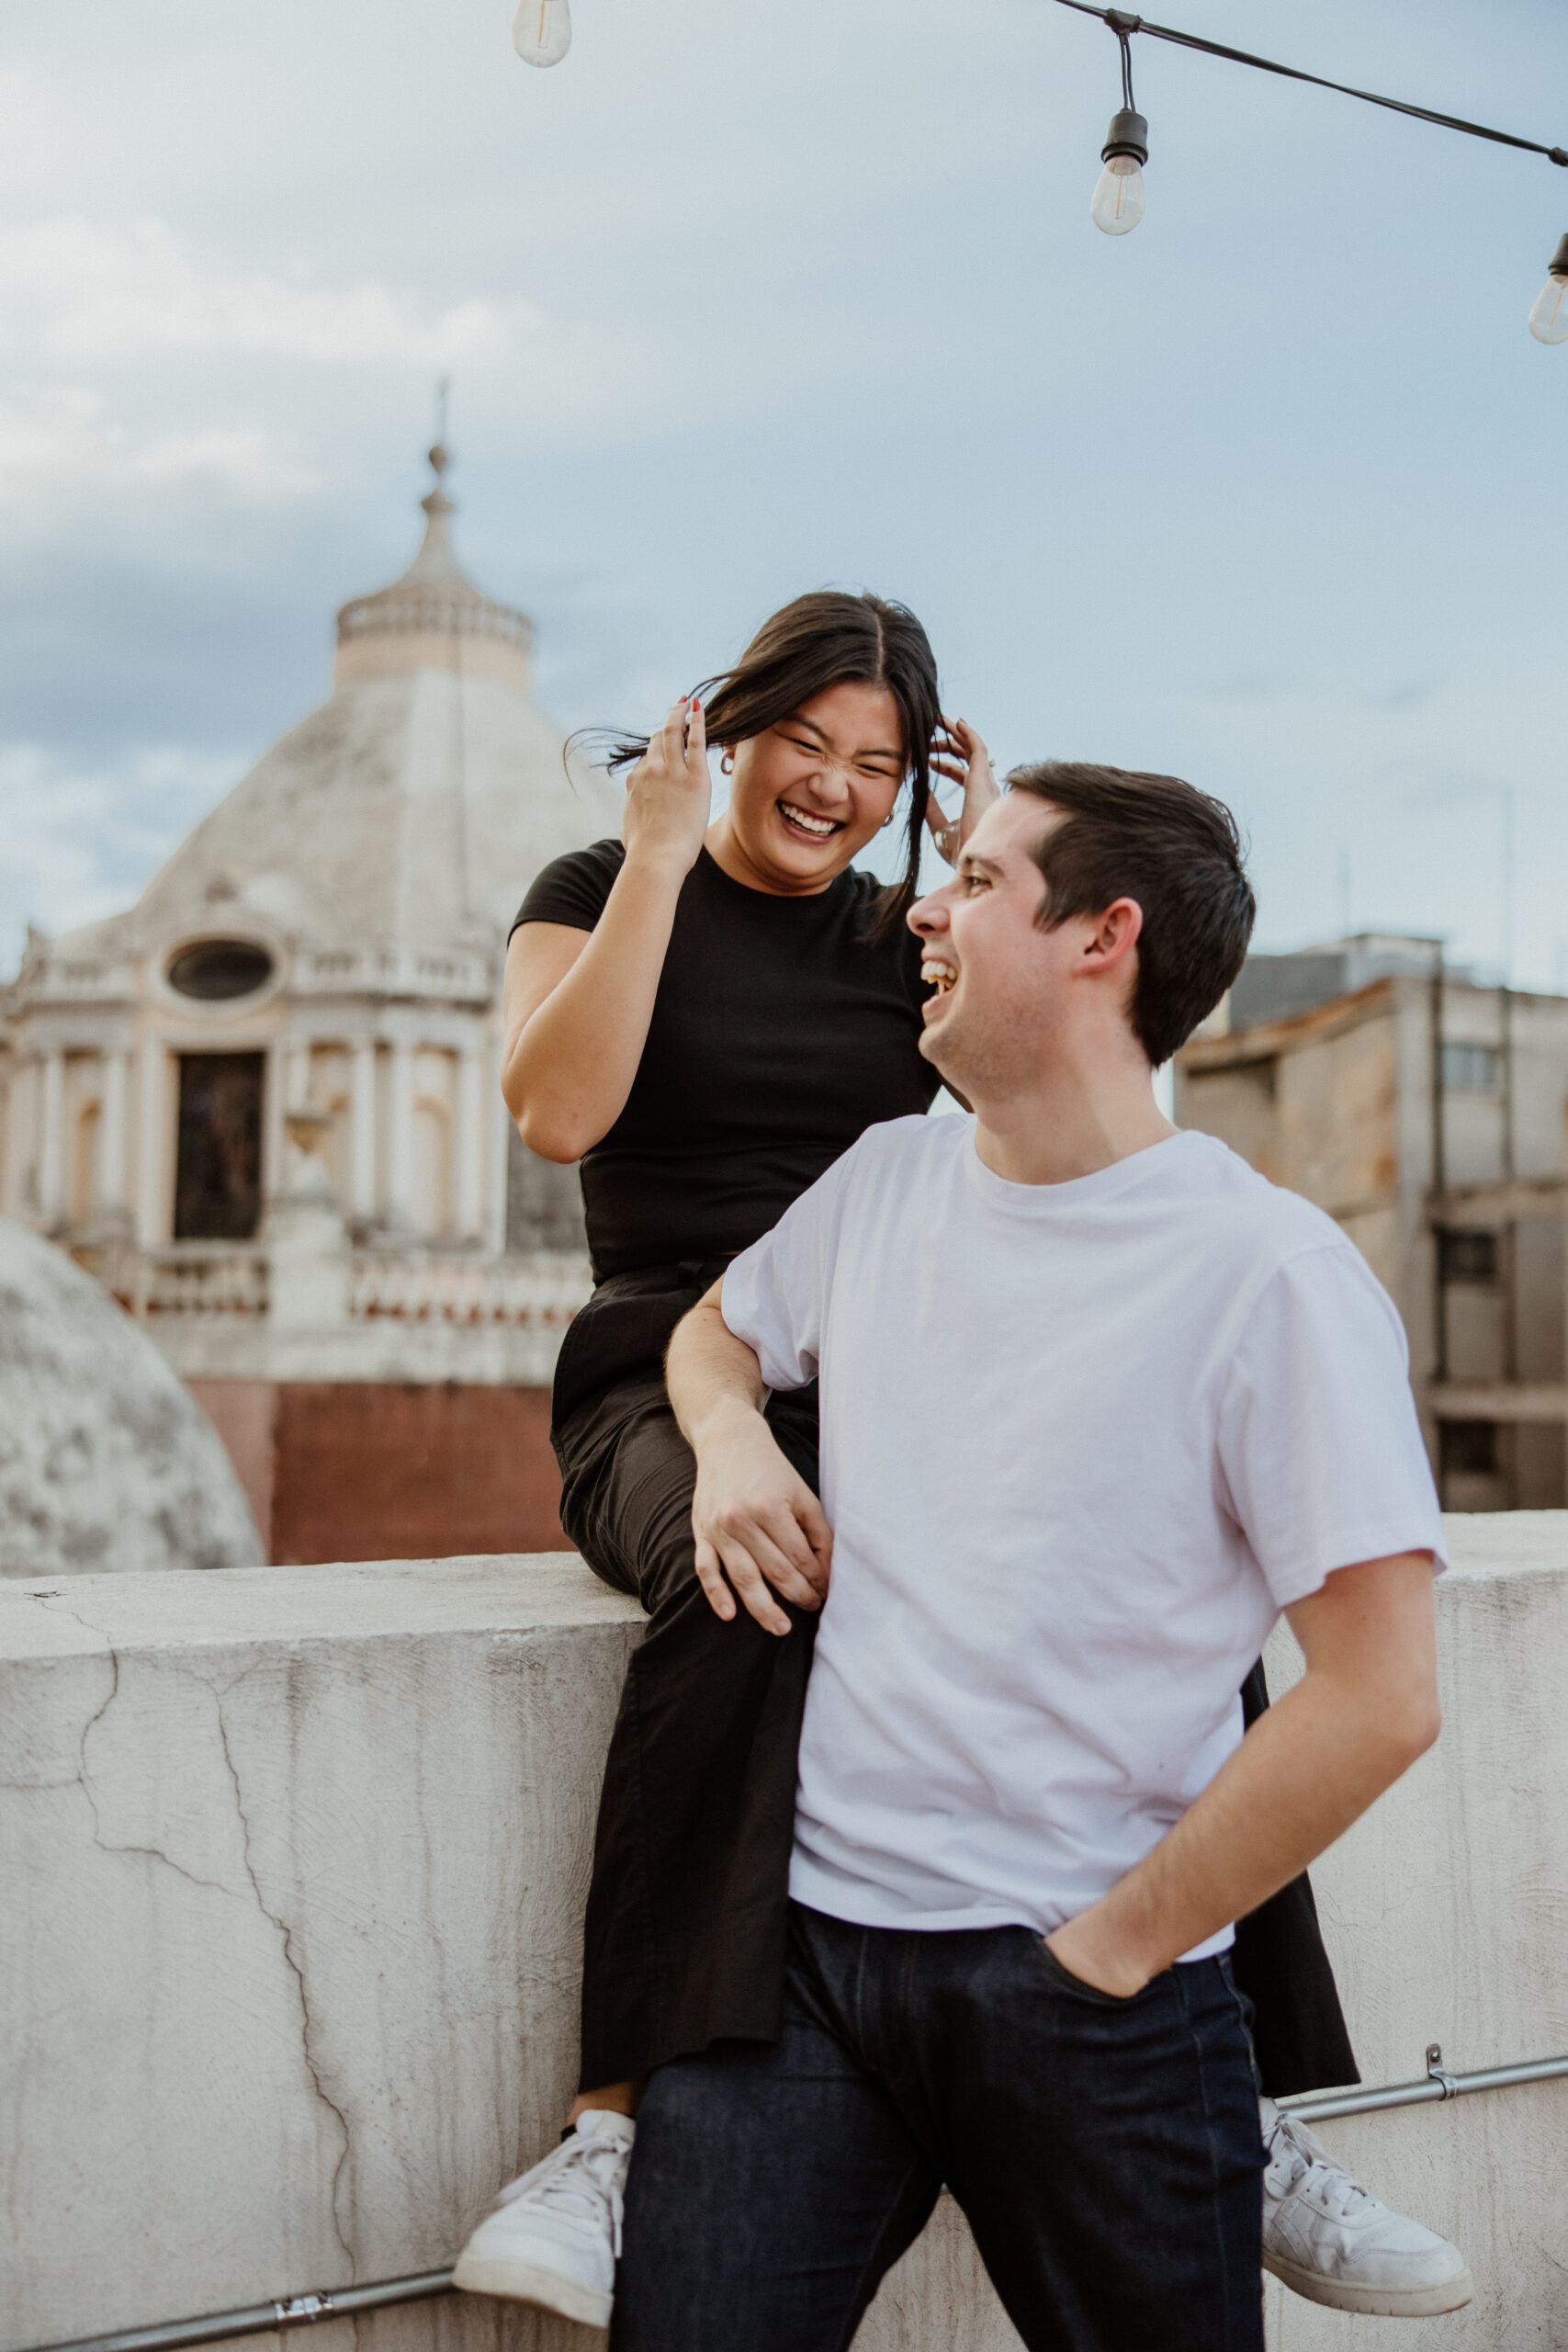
622 696 713 876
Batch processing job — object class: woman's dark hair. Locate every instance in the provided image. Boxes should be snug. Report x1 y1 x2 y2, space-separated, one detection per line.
1007 762 1257 1067
600 591 940 936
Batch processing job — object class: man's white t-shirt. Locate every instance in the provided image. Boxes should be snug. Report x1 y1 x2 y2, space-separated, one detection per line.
721 1118 1445 1958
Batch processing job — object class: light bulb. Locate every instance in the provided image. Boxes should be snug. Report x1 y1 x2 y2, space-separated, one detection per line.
1092 108 1147 238
1527 235 1568 345
1091 155 1145 236
513 0 571 67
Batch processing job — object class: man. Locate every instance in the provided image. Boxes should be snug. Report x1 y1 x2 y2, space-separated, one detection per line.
612 764 1461 2350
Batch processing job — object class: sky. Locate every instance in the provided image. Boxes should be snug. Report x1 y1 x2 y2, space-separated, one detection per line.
2 0 1565 981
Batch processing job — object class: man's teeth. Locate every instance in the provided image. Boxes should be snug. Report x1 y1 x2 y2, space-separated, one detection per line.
781 804 840 837
920 960 957 994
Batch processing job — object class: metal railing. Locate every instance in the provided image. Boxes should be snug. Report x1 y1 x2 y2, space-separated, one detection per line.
20 2273 457 2352
1278 2039 1568 2124
17 2041 1568 2352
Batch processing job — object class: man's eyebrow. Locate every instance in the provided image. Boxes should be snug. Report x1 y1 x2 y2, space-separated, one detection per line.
957 850 1004 878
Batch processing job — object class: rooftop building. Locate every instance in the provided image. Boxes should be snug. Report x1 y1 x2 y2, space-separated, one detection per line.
1179 936 1568 1511
0 447 619 1558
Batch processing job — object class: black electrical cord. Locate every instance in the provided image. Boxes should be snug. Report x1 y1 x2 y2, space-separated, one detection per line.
1052 0 1568 168
1115 18 1135 111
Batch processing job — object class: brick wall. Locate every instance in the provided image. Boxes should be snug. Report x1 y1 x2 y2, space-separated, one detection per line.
188 1379 566 1564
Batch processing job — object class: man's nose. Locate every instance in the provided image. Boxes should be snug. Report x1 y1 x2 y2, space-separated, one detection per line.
908 889 948 937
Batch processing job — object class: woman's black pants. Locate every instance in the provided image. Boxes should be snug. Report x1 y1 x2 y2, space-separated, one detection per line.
556 1366 1359 2100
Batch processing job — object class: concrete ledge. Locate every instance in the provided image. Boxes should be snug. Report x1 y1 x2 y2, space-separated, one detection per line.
6 1525 1568 2350
0 1556 1016 2352
1262 1514 1568 2349
2 1559 642 2352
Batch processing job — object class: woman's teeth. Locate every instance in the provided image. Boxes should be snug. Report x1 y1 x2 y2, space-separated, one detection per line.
779 803 840 839
921 960 957 995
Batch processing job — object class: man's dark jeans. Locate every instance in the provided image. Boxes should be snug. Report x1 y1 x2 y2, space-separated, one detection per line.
613 1901 1265 2352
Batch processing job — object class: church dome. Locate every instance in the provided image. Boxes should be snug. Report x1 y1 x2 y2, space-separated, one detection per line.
3 445 617 1262
90 447 621 962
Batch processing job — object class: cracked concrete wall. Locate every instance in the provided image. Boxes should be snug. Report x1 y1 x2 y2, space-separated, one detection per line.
5 1535 1568 2352
0 1556 1021 2352
1260 1515 1568 2351
0 1218 260 1577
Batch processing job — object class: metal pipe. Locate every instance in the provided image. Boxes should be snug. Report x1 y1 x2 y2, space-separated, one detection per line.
20 2271 456 2352
19 2045 1568 2352
1280 2043 1568 2125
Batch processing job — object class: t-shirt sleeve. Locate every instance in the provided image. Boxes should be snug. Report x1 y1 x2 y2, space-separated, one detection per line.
1217 1240 1447 1609
719 1145 860 1392
510 841 626 939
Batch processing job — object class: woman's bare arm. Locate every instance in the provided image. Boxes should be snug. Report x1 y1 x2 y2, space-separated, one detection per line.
502 698 712 1162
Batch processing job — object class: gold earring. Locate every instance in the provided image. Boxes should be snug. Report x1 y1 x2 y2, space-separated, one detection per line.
721 752 734 775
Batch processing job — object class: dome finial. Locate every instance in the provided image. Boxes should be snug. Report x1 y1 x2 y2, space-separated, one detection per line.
425 377 453 517
335 400 534 690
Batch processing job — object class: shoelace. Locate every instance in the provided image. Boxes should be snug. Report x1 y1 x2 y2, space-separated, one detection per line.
496 2133 627 2257
1263 2110 1376 2226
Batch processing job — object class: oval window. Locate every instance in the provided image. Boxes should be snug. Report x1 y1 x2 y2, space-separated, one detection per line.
166 940 275 1002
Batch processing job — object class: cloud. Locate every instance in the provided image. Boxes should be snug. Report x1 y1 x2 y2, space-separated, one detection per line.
0 387 324 514
0 741 237 968
0 214 541 367
1364 679 1438 714
1 0 1564 998
0 209 513 525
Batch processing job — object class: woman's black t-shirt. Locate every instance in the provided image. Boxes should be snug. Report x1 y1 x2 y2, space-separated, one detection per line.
514 840 940 1283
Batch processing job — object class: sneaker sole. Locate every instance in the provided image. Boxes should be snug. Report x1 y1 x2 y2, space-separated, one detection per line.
1264 2250 1474 2317
452 2251 613 2329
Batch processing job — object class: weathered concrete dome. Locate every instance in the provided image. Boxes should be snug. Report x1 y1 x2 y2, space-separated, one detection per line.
1 444 617 1260
0 1220 261 1576
119 441 620 958
31 443 621 972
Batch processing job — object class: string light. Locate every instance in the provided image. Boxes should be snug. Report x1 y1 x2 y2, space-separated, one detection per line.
1090 20 1146 236
1054 3 1568 344
513 0 570 67
1529 234 1568 345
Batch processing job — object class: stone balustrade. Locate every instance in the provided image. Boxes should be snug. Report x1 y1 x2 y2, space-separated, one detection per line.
96 1243 592 1386
347 1250 592 1328
130 1245 272 1317
111 1245 591 1329
5 1521 1568 2352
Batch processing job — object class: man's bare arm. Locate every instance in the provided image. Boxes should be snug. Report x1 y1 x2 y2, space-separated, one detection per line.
1048 1551 1440 1997
666 1282 833 1638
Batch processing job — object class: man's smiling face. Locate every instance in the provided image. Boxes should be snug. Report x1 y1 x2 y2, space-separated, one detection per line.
908 792 1091 1098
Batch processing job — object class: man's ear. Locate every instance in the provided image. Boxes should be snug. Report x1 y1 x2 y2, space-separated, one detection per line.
1081 897 1144 974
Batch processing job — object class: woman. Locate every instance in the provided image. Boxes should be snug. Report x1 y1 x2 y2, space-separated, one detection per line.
453 592 1361 2331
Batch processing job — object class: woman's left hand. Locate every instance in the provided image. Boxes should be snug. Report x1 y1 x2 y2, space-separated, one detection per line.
926 717 1000 866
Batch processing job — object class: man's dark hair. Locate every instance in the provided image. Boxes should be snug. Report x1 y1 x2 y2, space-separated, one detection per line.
1007 762 1256 1068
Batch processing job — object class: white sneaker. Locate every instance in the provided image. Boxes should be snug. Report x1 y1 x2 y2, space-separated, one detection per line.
453 2109 636 2329
1260 2097 1472 2316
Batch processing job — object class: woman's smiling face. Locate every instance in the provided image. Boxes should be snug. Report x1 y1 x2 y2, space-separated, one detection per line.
716 679 908 895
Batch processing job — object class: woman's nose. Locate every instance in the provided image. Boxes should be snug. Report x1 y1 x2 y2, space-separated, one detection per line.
809 761 852 798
